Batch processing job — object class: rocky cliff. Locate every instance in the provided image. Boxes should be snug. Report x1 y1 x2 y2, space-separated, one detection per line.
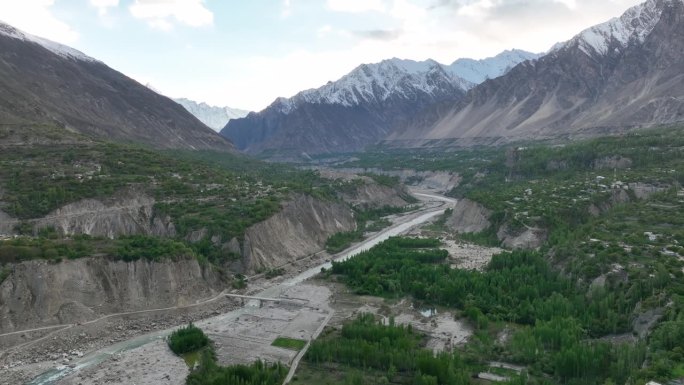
0 257 223 333
233 195 355 273
446 199 492 234
33 190 176 238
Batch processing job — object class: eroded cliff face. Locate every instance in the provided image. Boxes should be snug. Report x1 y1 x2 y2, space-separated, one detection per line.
235 195 355 273
340 180 412 209
0 257 223 333
496 225 548 250
446 198 547 250
34 190 175 238
0 209 15 236
446 199 492 234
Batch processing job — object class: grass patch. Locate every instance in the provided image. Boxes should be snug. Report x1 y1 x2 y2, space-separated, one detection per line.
672 363 684 378
272 337 307 351
182 349 205 368
0 266 10 284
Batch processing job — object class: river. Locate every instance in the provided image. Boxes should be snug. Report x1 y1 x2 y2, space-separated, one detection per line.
27 190 455 385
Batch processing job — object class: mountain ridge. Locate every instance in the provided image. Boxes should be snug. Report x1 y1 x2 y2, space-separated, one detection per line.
174 98 249 132
221 49 539 156
0 21 234 152
385 0 684 147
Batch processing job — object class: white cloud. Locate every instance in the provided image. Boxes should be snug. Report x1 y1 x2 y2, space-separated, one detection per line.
327 0 387 13
90 0 119 16
0 0 78 44
129 0 213 30
317 25 333 38
281 0 292 18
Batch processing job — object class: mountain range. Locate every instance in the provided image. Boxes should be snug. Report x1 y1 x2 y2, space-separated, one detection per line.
0 22 234 151
221 50 540 156
173 98 249 132
0 0 681 157
223 0 684 156
385 0 684 147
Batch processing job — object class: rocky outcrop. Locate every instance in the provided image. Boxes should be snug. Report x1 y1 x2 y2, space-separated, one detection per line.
593 156 633 170
497 224 547 250
628 182 667 199
588 183 666 215
324 168 460 193
33 190 175 239
339 179 411 209
0 257 223 333
0 209 15 236
446 199 492 234
235 195 355 272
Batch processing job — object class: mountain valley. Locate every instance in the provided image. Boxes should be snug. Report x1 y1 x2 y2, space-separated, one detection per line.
1 1 684 385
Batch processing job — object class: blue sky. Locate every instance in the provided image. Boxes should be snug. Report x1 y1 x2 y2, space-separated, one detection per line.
0 0 643 111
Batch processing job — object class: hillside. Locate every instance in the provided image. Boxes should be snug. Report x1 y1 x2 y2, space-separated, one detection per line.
386 0 684 147
0 22 234 151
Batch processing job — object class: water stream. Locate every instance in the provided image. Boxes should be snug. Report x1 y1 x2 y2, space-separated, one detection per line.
27 191 454 384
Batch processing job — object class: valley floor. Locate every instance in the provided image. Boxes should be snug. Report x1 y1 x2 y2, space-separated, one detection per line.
0 189 458 385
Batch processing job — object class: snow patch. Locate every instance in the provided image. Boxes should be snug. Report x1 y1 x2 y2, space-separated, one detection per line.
446 49 541 85
552 0 678 56
272 50 538 114
174 98 250 131
0 21 97 62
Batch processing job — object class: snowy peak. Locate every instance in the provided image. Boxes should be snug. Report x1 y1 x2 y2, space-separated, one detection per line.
272 50 537 115
447 49 542 85
553 0 680 56
274 57 467 114
0 21 97 62
174 98 249 131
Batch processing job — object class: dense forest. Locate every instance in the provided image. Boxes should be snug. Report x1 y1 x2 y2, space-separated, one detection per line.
323 237 683 384
300 313 471 385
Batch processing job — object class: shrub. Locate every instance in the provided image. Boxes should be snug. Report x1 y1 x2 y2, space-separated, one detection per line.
168 323 209 355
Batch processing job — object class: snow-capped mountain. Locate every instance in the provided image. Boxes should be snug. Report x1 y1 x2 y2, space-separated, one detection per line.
387 0 684 147
0 21 97 62
551 0 670 56
273 59 473 115
446 49 542 84
222 49 537 156
0 21 233 151
174 98 249 131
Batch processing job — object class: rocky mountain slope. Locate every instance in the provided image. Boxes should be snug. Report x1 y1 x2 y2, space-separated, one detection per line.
0 257 223 333
174 98 249 131
221 50 538 156
0 22 234 151
232 194 355 273
387 0 684 146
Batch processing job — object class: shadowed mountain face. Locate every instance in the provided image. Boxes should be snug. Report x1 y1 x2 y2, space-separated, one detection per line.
386 0 684 147
0 23 234 151
221 51 538 158
223 62 466 157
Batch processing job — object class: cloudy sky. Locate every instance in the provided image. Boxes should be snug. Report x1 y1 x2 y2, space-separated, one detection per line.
0 0 644 111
